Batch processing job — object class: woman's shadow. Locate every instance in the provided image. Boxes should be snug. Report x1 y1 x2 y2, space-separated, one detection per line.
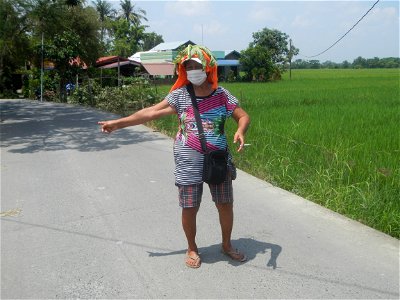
148 237 282 268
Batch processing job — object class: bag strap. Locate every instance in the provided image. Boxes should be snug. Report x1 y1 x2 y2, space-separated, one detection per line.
187 83 208 154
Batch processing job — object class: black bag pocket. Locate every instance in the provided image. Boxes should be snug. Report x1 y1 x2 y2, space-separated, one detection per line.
203 150 228 184
230 162 237 180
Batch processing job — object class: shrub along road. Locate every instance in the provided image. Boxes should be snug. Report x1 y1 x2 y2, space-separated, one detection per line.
1 99 398 299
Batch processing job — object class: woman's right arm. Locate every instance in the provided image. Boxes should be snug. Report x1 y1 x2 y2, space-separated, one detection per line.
98 99 176 133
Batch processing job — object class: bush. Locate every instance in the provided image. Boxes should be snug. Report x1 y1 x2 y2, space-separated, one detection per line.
68 79 101 107
0 90 19 99
68 77 160 116
25 68 61 100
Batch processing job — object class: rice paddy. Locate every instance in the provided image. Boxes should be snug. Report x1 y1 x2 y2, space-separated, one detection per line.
151 69 400 238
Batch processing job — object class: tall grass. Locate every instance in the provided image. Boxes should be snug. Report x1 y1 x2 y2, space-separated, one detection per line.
151 69 400 238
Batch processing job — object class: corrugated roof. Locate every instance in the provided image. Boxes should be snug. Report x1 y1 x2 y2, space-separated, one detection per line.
99 61 141 69
217 59 240 66
96 56 128 67
225 50 240 56
150 40 195 51
141 63 175 76
128 51 157 63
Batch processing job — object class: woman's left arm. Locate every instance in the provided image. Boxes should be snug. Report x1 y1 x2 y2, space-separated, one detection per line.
232 107 250 152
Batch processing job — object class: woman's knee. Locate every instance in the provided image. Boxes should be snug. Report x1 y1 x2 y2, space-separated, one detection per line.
215 202 233 212
182 206 199 217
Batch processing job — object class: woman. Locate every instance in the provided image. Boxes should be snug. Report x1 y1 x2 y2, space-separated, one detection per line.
98 45 250 268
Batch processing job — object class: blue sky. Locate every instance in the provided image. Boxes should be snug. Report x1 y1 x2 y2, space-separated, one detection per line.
108 1 399 63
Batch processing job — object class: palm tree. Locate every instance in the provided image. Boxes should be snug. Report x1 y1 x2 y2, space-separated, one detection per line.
119 0 147 27
92 0 115 45
64 0 82 6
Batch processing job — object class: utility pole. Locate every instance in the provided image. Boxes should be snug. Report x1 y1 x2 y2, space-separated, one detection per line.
117 56 120 87
289 39 292 81
40 32 44 101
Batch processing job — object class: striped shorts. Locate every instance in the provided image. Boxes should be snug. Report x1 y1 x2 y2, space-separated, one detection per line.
177 174 233 208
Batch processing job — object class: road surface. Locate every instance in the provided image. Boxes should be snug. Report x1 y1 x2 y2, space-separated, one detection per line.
1 99 398 299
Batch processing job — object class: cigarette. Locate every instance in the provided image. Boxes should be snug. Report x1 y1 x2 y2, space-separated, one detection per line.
243 144 251 147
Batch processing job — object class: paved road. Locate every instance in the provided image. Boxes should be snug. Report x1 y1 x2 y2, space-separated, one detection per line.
1 99 398 299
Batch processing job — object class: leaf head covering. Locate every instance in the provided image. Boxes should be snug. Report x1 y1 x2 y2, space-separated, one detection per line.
170 45 218 92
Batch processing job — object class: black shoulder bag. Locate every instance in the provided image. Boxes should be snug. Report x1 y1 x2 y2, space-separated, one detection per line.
187 84 228 185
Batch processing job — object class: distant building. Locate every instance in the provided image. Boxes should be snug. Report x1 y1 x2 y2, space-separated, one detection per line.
133 40 195 76
96 56 141 76
218 50 241 81
149 40 196 52
128 40 241 79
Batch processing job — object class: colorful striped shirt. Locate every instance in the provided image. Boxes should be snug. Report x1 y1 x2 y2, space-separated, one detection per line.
166 86 238 185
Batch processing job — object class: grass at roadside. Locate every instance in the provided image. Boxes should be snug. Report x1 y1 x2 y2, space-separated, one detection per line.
150 69 400 238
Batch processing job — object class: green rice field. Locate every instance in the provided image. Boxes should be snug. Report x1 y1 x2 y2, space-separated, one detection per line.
150 69 400 238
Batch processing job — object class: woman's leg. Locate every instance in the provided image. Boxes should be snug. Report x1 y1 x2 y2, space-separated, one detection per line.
216 202 247 262
182 206 201 268
182 206 200 254
178 184 202 254
215 203 234 251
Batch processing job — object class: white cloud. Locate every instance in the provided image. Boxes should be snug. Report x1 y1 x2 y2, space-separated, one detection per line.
201 21 227 35
247 3 280 23
192 21 228 45
291 15 314 28
135 0 398 62
164 0 211 17
365 6 398 24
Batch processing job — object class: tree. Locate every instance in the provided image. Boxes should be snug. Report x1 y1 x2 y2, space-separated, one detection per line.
0 0 32 94
309 60 320 69
27 0 101 100
291 59 308 69
119 0 147 27
322 60 336 69
92 0 116 53
142 32 163 51
251 28 299 66
67 5 101 65
29 0 65 38
64 0 82 6
352 56 367 69
110 0 148 56
366 57 380 68
342 60 350 69
240 27 298 81
379 57 400 68
239 45 274 81
111 18 132 57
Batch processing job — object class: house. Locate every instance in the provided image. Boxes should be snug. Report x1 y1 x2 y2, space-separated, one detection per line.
224 50 241 60
130 40 241 79
149 40 195 52
96 56 141 76
217 50 241 80
136 40 196 76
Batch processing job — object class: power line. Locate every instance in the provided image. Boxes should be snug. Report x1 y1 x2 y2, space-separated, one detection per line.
302 0 380 58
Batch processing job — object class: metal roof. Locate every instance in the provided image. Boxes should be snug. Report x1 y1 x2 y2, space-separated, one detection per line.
224 50 241 57
217 59 240 66
150 40 195 51
96 56 128 67
99 60 141 69
128 51 157 63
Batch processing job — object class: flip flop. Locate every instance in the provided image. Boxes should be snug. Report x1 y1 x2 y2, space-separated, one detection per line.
185 251 201 268
221 248 247 262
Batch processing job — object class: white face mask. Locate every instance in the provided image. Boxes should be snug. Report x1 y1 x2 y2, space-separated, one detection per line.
187 69 207 86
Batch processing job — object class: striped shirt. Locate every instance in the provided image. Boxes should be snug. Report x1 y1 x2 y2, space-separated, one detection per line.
166 86 238 185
